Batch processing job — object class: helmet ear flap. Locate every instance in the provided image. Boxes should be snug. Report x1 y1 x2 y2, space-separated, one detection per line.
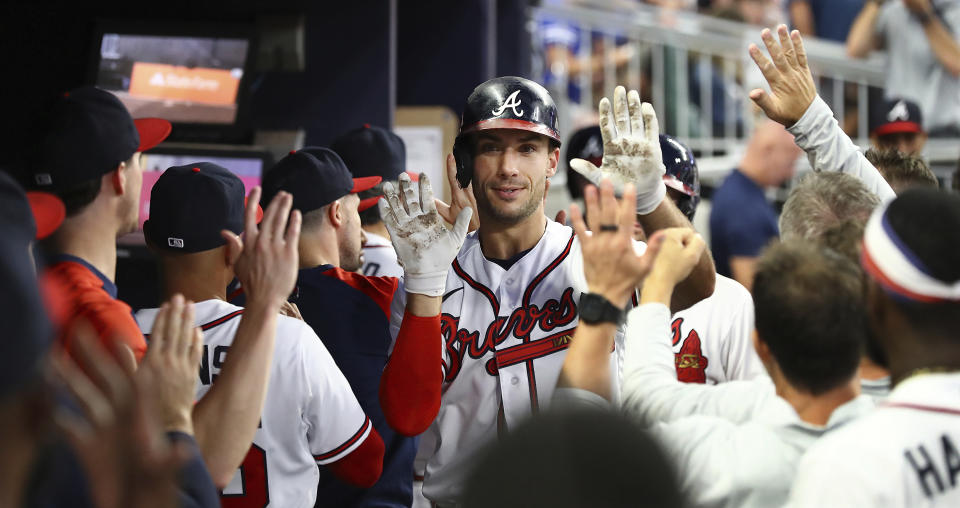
453 136 473 189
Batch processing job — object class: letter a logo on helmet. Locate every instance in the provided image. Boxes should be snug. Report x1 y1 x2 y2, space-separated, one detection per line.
492 90 524 117
452 76 561 188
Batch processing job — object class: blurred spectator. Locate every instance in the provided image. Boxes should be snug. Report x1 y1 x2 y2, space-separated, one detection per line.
789 0 865 42
462 409 685 508
709 120 800 290
847 0 960 136
864 147 939 191
869 97 928 154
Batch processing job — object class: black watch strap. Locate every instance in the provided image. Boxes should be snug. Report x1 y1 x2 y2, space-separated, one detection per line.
579 292 627 326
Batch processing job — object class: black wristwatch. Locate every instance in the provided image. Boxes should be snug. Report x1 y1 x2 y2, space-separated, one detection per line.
579 292 627 326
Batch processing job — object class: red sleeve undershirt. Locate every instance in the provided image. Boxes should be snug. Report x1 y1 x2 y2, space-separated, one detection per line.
379 311 442 436
325 427 385 488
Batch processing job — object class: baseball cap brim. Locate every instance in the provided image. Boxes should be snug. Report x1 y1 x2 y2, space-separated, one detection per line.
358 196 381 212
26 191 66 240
134 118 172 153
244 196 265 224
873 121 923 137
352 176 382 193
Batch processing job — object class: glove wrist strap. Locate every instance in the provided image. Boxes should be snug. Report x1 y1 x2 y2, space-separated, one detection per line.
403 270 448 297
635 181 667 215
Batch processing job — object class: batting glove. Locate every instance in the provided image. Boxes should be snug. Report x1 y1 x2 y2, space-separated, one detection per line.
569 86 667 215
380 173 473 297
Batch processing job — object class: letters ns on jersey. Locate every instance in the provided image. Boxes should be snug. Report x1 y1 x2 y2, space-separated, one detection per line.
440 287 577 383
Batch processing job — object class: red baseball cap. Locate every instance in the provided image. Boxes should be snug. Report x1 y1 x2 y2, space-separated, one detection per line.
26 191 66 240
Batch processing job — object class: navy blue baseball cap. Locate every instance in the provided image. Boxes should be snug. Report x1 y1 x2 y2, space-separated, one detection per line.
332 124 416 183
262 147 381 214
0 171 65 241
0 173 54 401
144 163 259 253
30 86 171 189
870 98 924 137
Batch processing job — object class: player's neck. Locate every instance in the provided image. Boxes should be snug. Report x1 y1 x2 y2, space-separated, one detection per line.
47 212 120 282
159 251 229 304
859 356 890 381
778 377 859 427
477 211 547 260
886 346 960 387
362 222 390 241
298 229 339 269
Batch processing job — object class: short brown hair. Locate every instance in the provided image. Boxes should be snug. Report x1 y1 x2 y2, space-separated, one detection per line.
864 148 938 194
779 172 879 243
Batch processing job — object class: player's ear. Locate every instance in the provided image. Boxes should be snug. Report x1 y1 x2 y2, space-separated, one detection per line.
328 199 344 228
752 329 772 363
546 145 559 178
110 161 126 195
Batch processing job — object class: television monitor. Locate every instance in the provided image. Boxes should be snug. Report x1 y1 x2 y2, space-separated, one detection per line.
91 21 253 126
118 144 272 246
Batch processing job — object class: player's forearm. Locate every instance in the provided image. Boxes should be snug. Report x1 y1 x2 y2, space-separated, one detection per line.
192 302 278 487
622 302 692 423
406 292 441 317
557 322 617 401
380 308 442 436
921 17 960 76
636 200 715 312
787 95 895 200
846 1 881 57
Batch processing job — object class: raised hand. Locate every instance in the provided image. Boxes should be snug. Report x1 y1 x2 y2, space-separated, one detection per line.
221 187 302 309
53 326 191 508
569 85 666 215
640 228 706 307
435 154 480 233
748 25 818 127
380 172 472 297
140 294 204 435
569 179 661 308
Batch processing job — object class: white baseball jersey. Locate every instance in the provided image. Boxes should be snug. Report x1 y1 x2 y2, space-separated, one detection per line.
670 274 765 385
361 231 404 278
787 372 960 507
392 219 642 504
135 299 372 508
623 303 875 508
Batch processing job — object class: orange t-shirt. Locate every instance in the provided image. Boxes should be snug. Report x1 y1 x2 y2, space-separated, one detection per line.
42 257 147 362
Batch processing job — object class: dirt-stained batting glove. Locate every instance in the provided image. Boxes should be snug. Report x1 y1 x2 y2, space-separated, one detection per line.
569 85 667 215
380 173 473 297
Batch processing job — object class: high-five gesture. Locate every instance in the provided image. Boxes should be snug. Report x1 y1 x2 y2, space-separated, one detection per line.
435 153 480 233
380 172 472 297
569 180 660 308
748 25 818 127
569 86 666 215
221 187 301 309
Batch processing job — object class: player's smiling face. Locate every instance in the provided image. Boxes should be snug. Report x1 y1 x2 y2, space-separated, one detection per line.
471 129 558 226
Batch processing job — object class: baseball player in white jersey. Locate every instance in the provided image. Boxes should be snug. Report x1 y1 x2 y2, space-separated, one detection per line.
135 163 385 507
555 178 874 507
360 230 404 278
383 77 715 505
137 299 374 507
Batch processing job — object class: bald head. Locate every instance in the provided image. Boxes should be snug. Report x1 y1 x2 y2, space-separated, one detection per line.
740 120 801 187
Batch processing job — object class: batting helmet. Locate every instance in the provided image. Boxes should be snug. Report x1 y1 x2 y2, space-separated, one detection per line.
660 134 700 221
453 76 561 188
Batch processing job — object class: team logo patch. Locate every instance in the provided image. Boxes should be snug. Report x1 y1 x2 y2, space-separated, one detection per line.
888 100 909 122
492 90 524 117
168 237 185 248
671 317 708 384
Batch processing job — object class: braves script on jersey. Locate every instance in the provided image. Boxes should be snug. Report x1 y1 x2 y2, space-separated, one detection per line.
670 274 764 384
136 300 372 508
787 373 960 507
393 220 643 503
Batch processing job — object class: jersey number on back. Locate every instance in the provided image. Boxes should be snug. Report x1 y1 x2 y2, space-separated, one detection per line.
220 444 269 507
